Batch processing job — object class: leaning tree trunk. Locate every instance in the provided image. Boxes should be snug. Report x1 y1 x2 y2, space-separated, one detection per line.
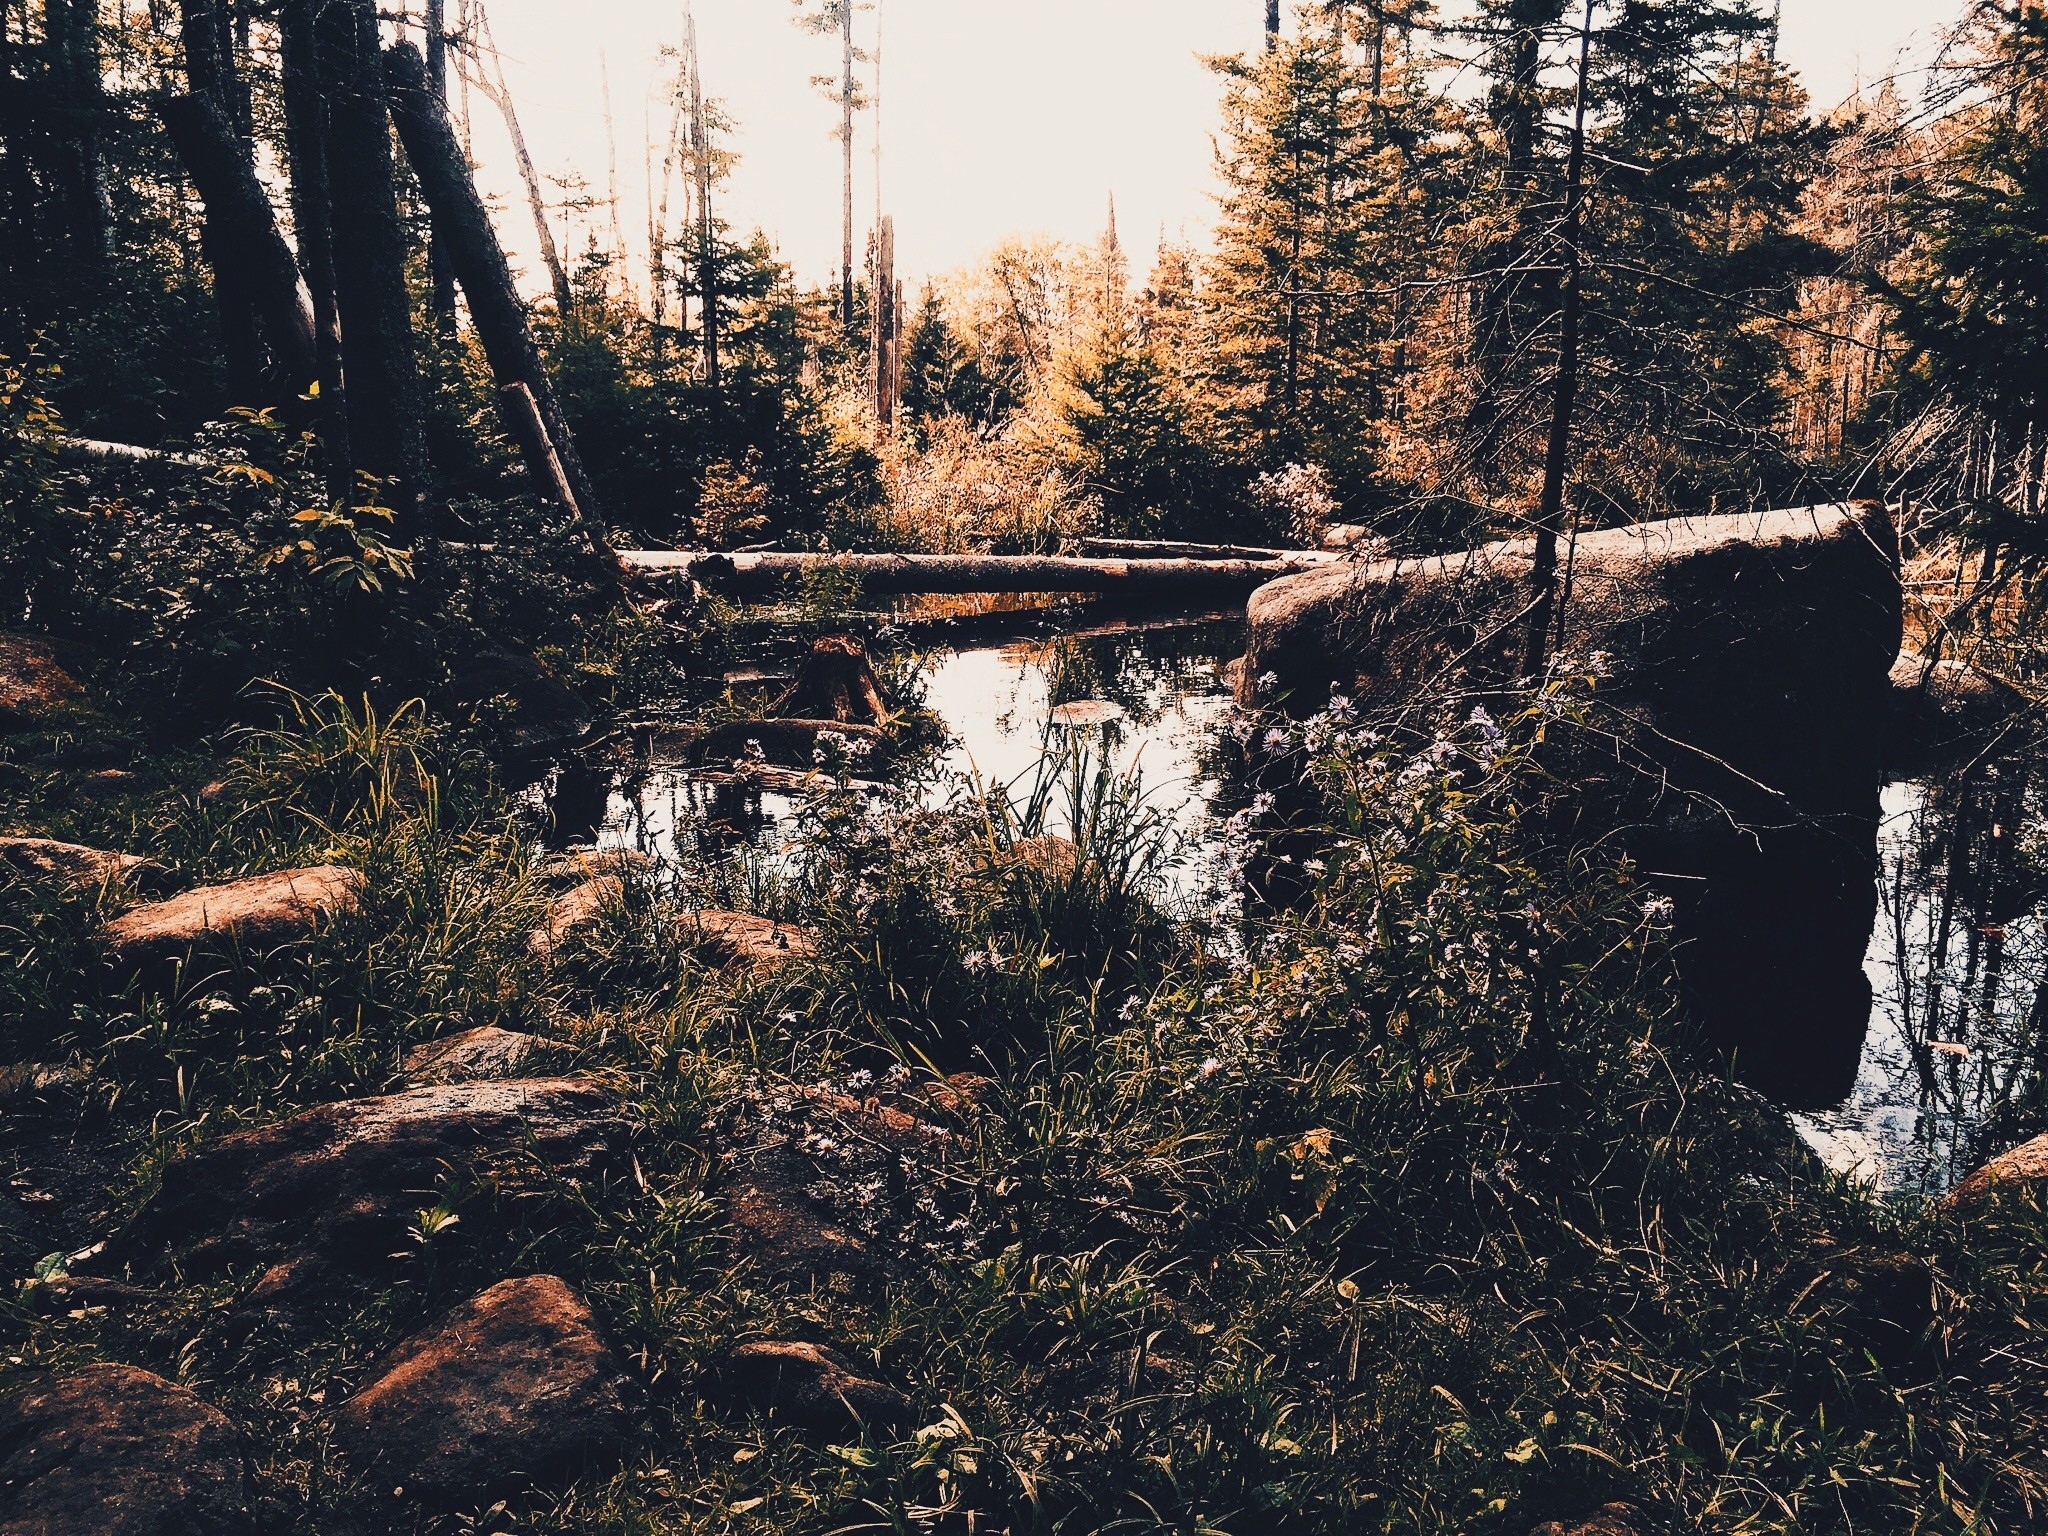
158 93 318 399
317 0 429 534
278 0 351 497
382 40 611 568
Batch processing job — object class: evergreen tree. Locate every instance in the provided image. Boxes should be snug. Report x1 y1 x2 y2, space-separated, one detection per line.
1204 4 1450 515
899 290 994 433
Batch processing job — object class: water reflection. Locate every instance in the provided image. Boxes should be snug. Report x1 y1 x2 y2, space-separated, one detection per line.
585 614 1247 901
1798 762 2048 1195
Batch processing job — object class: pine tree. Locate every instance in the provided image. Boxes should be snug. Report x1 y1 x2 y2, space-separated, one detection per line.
1204 4 1450 511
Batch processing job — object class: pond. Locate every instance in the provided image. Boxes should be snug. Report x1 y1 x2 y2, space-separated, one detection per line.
570 608 1248 905
543 604 2048 1200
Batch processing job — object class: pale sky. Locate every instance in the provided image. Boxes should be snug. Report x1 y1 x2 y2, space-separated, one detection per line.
457 0 1943 303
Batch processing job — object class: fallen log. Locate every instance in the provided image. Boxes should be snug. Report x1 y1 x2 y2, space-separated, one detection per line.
623 550 1339 597
1072 536 1304 562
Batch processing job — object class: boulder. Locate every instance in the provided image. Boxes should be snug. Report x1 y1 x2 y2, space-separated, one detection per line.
0 836 165 894
0 634 81 727
712 1341 910 1435
0 1364 252 1536
105 1078 633 1296
527 875 622 961
334 1275 632 1505
400 1026 561 1086
1238 504 1903 1105
1530 1507 1647 1536
677 910 817 972
1944 1131 2048 1214
1886 649 2026 771
102 866 361 973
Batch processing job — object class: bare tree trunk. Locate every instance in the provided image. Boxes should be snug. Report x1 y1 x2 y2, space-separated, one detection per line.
688 11 717 389
318 0 429 533
469 6 573 321
840 0 855 332
1523 0 1595 678
385 39 609 555
279 0 351 496
158 92 319 397
424 0 457 337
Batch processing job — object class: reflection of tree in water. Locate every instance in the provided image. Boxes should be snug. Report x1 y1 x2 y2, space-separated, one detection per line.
1035 618 1243 725
1878 746 2048 1178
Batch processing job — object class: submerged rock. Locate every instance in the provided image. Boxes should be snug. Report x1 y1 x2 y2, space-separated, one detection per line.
1237 504 1902 1105
334 1275 632 1505
677 910 817 972
0 836 165 894
0 1364 252 1536
102 866 361 973
400 1026 561 1085
712 1340 910 1434
695 717 890 770
0 634 82 727
106 1078 633 1296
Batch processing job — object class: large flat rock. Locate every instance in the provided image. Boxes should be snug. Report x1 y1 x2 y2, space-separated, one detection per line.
0 634 81 727
107 1078 634 1295
102 866 361 971
1238 504 1903 1105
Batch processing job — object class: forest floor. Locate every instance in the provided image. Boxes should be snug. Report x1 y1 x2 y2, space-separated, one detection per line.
1 625 2046 1536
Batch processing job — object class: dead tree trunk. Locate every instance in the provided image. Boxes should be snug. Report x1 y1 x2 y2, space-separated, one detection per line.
687 12 718 388
383 40 613 573
1524 0 1595 678
423 0 457 337
469 6 574 321
158 94 319 399
317 0 429 533
278 0 350 495
624 549 1339 598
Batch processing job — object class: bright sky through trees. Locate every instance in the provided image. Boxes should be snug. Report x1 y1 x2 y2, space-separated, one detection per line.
468 0 1933 300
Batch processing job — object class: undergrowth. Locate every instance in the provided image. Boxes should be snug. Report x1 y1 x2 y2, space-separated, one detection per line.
0 684 2043 1536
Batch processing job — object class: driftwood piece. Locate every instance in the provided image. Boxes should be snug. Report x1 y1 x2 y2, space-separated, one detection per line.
158 92 318 400
624 550 1338 598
